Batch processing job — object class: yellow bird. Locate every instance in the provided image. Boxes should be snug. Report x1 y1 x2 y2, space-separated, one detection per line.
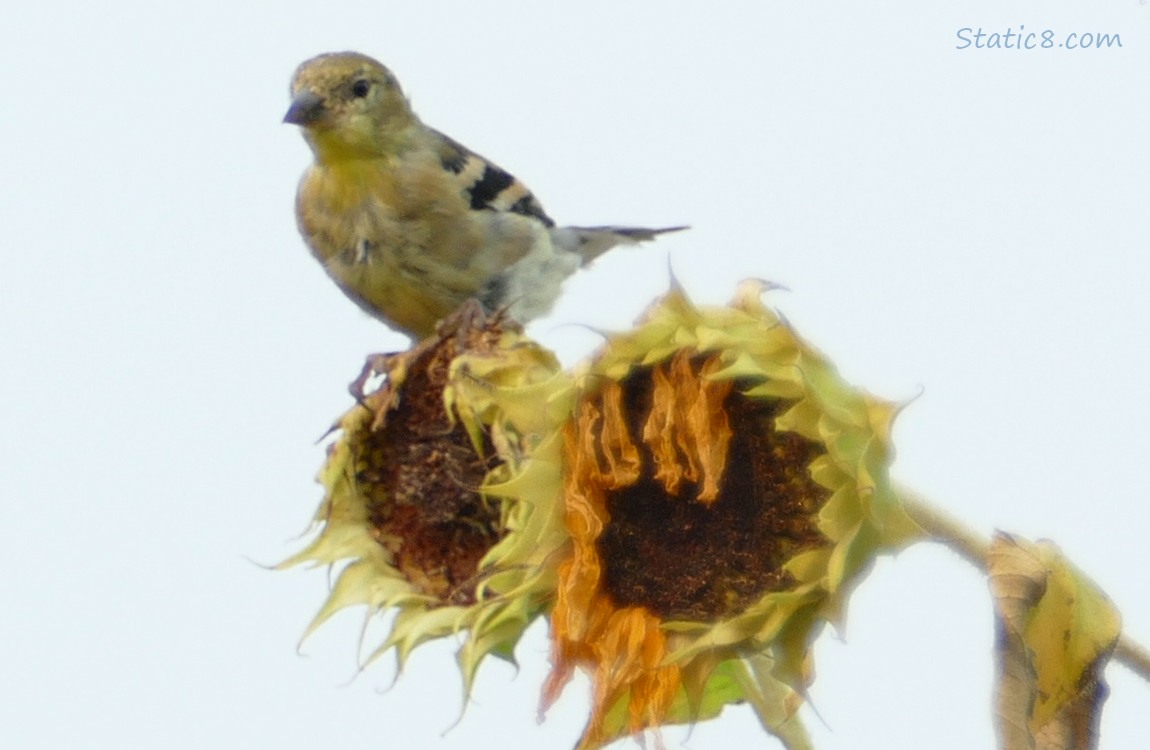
285 51 685 339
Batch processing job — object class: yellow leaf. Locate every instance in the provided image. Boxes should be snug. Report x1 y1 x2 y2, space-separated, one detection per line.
988 532 1121 750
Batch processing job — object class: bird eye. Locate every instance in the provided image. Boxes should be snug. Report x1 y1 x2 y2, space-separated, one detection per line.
351 79 371 98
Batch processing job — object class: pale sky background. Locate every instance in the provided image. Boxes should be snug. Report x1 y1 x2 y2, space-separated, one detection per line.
3 1 1148 748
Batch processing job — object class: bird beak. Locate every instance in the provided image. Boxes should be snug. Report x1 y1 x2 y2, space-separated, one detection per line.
283 90 326 126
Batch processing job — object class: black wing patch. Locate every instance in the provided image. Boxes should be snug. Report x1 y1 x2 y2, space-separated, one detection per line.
507 194 554 226
436 133 470 174
466 163 555 226
432 129 555 227
468 165 516 210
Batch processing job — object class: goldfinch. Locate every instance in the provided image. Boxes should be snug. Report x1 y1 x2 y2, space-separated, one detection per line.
285 51 685 339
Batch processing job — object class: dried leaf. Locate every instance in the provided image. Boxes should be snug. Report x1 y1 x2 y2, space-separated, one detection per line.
989 533 1121 750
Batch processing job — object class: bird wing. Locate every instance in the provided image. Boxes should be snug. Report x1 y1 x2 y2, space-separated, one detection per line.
430 129 556 228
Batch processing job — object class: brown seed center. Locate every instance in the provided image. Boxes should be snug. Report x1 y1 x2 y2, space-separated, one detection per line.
595 357 831 621
352 312 509 606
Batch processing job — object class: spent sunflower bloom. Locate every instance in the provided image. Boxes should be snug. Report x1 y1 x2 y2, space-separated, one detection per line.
540 280 925 749
278 302 570 692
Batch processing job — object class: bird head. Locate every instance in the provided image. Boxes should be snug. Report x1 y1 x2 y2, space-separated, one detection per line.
285 52 415 161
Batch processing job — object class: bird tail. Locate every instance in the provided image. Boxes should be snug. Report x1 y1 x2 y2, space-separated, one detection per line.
558 225 688 264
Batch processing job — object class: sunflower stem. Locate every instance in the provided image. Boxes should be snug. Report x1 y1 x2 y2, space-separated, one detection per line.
895 484 990 568
893 483 1150 686
1114 635 1150 684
